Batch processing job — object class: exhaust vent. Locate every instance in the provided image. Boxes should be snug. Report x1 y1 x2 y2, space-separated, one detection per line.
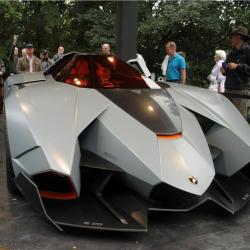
32 171 77 200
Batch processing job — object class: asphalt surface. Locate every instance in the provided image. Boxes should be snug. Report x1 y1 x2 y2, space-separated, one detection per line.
1 114 250 250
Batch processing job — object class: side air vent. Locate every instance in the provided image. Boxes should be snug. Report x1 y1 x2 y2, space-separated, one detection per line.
187 109 215 134
32 171 77 200
150 182 198 205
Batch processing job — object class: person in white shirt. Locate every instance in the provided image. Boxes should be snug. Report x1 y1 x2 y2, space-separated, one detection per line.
208 50 226 92
161 55 169 76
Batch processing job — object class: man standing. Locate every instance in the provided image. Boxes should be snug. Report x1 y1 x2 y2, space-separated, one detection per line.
16 44 42 74
165 42 186 84
102 43 114 54
9 35 19 75
53 46 64 62
0 58 6 114
40 49 54 70
21 48 27 57
220 26 250 120
178 51 193 85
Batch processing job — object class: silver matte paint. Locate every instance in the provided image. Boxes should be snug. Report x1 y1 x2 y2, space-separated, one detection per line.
5 80 112 195
158 104 215 195
98 89 182 134
14 147 51 175
5 73 250 198
206 123 250 176
80 96 214 196
79 103 162 197
142 76 161 89
4 73 46 98
167 84 250 147
165 83 250 176
5 93 38 159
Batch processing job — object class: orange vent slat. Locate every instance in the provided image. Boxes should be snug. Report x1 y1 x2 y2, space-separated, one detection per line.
157 133 182 140
39 190 78 200
32 171 78 200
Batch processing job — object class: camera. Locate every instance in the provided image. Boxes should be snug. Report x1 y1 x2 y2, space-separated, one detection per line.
44 50 48 62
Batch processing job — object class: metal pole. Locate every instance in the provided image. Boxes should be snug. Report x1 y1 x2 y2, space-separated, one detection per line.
116 1 138 62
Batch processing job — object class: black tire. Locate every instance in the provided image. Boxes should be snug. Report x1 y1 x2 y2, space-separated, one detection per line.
4 121 19 193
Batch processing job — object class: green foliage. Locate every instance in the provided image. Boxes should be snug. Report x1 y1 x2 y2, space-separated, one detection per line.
67 1 116 52
0 0 250 86
19 1 67 55
0 1 24 74
137 0 231 86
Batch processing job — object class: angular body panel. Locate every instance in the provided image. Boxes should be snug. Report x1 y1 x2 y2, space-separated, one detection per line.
167 84 250 176
4 53 250 232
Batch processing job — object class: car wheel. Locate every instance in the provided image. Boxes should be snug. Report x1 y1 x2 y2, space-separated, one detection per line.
4 122 19 193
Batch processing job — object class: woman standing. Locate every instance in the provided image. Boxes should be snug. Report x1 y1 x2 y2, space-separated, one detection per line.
208 50 226 92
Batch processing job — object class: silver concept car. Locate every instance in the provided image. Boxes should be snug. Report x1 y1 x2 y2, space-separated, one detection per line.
4 53 250 232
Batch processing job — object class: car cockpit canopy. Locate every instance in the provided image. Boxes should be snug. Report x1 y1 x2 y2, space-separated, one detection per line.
45 53 150 89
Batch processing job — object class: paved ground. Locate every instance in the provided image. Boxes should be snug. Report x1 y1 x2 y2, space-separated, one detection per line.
1 114 250 250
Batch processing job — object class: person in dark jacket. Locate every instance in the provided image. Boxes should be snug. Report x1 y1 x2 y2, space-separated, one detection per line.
221 26 250 120
9 35 19 75
178 51 193 85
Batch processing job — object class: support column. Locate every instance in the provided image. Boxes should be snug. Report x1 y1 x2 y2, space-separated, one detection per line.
116 1 138 62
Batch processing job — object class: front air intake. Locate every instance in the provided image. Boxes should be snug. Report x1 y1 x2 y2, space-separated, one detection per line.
150 182 198 205
32 171 77 200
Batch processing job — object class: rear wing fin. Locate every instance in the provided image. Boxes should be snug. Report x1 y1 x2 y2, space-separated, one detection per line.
127 57 151 78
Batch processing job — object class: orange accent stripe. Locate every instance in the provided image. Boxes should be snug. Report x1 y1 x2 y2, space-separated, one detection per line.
32 171 78 200
157 133 182 140
39 190 78 200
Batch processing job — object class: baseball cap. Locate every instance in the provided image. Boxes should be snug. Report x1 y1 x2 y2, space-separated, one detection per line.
26 44 34 48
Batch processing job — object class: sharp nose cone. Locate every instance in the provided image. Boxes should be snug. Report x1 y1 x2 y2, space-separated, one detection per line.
98 89 182 134
158 138 215 196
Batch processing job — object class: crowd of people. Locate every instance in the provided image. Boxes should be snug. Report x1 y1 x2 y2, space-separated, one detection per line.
0 35 66 115
0 25 250 121
8 36 65 76
222 26 250 121
206 26 250 121
160 26 250 121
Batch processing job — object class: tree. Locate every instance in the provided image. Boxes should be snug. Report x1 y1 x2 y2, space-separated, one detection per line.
66 1 116 53
0 0 249 87
137 0 233 86
19 1 67 56
0 1 24 70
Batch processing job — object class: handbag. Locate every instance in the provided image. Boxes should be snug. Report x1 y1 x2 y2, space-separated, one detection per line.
208 79 218 92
